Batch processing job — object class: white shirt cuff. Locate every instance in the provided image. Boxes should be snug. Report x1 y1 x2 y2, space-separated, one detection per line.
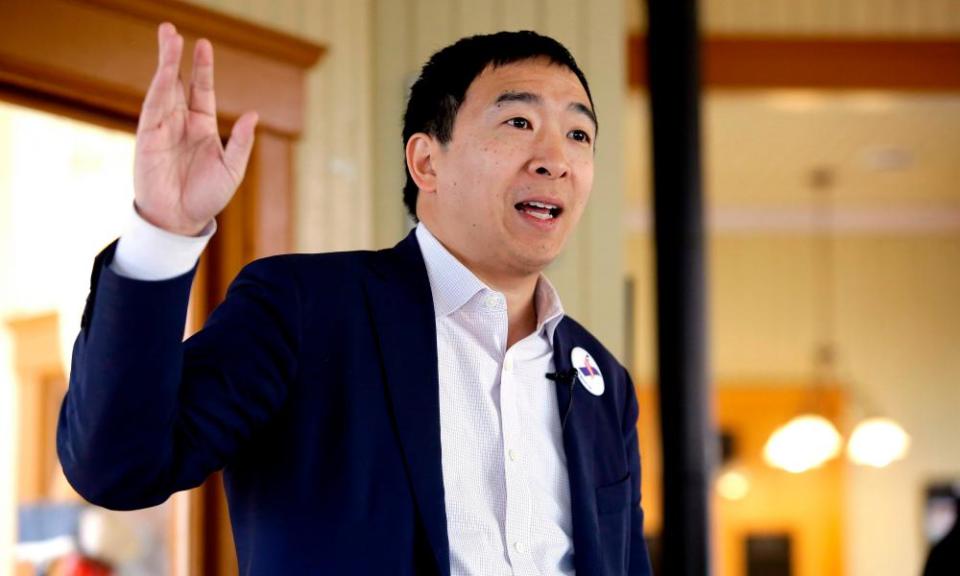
111 204 216 281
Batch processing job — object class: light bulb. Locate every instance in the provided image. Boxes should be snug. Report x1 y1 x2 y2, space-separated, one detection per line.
763 414 842 473
848 417 910 468
716 468 751 501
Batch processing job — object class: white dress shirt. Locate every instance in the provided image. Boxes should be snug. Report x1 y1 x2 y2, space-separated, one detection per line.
111 209 576 575
416 224 574 576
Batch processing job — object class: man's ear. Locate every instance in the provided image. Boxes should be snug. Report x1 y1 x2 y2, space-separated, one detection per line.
405 133 439 195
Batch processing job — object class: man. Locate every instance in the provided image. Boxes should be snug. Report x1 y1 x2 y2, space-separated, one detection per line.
58 22 652 576
924 495 960 576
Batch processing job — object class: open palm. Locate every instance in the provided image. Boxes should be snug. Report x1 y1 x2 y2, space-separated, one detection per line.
134 23 257 236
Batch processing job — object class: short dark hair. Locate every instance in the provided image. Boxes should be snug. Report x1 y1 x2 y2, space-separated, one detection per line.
402 30 596 221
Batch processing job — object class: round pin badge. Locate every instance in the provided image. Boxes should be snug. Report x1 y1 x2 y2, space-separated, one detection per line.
571 346 604 396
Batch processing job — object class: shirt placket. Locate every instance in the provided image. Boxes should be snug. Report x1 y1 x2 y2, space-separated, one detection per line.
497 328 540 574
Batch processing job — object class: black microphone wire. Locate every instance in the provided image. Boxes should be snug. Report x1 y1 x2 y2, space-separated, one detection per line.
546 368 578 430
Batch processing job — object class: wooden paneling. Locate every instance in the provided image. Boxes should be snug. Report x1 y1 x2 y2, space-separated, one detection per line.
500 0 541 31
372 0 414 247
628 35 960 91
206 0 380 254
454 0 497 37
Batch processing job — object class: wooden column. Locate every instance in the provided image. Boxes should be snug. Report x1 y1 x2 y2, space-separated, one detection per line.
645 0 712 574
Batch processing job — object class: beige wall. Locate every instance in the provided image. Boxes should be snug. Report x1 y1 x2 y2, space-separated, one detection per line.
626 229 960 576
188 0 375 253
837 236 960 576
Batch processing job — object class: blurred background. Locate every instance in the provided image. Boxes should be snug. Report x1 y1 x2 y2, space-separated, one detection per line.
1 0 958 575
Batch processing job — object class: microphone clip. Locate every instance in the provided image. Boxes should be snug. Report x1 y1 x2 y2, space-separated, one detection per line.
545 368 578 385
546 368 579 430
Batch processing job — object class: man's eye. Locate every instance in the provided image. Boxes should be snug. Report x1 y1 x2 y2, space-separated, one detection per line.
569 129 592 144
507 118 530 129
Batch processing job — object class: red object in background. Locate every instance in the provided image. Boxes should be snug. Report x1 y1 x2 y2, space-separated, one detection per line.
58 554 113 576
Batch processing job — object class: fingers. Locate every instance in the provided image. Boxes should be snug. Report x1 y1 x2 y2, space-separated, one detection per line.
188 38 217 117
176 76 187 111
140 23 184 130
222 112 259 184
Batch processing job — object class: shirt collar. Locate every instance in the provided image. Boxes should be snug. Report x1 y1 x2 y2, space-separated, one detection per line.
416 223 566 341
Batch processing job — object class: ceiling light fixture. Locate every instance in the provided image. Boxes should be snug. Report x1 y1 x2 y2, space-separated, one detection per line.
763 166 910 473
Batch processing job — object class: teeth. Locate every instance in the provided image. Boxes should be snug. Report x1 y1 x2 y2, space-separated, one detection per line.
526 201 557 209
515 200 561 221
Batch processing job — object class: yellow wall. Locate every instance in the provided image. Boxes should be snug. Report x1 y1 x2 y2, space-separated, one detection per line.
836 236 960 576
637 386 846 576
715 388 844 576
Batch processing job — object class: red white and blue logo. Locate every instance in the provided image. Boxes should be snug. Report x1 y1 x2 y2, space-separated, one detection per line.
571 346 605 396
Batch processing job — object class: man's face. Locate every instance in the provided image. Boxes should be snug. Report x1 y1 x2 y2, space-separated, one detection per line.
422 58 596 282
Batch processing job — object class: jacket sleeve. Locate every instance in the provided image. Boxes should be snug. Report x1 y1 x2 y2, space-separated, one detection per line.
623 370 654 575
57 242 300 510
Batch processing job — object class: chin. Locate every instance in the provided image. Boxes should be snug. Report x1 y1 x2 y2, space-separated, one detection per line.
510 248 560 275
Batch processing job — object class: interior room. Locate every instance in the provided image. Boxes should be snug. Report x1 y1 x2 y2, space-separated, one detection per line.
2 1 958 575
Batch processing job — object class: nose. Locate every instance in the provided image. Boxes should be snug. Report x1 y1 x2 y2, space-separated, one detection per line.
528 129 570 180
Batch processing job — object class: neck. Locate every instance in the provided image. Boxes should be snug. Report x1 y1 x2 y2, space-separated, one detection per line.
420 220 541 347
485 273 539 349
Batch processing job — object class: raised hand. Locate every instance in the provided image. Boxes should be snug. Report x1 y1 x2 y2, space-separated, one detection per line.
134 23 258 236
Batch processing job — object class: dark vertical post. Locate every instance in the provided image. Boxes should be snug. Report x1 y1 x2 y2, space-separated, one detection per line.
644 0 712 575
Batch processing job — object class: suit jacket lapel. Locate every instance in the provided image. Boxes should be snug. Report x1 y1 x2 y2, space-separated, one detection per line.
364 231 450 576
553 321 602 572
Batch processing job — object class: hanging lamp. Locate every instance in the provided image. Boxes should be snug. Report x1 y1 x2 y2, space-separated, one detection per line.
762 167 909 472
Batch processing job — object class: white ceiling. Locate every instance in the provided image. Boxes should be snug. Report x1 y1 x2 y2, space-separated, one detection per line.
624 90 960 232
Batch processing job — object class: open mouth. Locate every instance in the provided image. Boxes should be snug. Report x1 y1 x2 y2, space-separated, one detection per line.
515 200 563 221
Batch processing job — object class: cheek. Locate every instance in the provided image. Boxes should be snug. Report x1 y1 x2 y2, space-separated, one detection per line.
573 160 594 203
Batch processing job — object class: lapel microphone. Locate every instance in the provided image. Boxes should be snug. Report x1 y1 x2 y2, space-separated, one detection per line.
546 368 578 430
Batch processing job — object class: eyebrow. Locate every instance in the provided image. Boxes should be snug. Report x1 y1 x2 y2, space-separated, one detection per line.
493 90 598 132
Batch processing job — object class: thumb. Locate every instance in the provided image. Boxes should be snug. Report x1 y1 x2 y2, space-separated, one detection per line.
223 111 259 184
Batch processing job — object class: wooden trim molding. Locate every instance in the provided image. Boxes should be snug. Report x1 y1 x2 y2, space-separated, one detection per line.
82 0 324 68
0 0 324 136
629 35 960 91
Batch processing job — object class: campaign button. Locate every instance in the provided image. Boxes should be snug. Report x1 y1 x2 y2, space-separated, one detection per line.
571 346 604 396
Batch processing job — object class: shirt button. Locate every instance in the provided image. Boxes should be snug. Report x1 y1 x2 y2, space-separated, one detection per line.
484 295 499 308
514 541 525 553
508 449 518 462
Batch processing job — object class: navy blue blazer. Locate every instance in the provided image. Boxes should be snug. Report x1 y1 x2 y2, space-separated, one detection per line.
58 231 652 575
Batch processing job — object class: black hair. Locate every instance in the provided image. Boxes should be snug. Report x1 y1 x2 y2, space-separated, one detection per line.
402 30 596 221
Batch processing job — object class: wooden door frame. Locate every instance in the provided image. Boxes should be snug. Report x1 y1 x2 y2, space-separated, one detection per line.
0 1 323 574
